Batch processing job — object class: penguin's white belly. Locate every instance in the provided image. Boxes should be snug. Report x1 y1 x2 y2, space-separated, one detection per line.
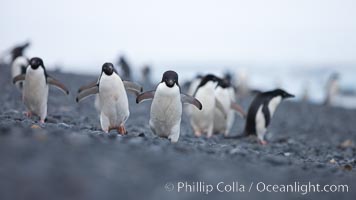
150 85 182 137
12 63 22 89
268 96 282 116
23 68 48 117
99 75 129 128
255 105 266 140
213 89 231 134
11 57 27 78
213 108 227 132
191 88 215 131
226 88 237 132
213 109 235 134
11 63 21 79
12 57 28 89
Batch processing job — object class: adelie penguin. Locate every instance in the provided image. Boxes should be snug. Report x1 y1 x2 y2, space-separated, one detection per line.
136 70 202 143
76 62 142 134
190 74 226 138
243 89 294 144
12 57 69 123
213 78 246 136
11 56 29 89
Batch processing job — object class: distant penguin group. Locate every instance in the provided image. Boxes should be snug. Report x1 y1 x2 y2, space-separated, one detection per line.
184 74 295 144
9 49 294 144
188 74 246 138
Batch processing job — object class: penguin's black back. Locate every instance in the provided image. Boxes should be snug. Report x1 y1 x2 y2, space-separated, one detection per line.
244 91 275 135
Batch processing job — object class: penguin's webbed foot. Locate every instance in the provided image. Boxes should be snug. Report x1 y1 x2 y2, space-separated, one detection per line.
194 131 202 137
24 111 32 118
118 125 127 135
259 140 268 145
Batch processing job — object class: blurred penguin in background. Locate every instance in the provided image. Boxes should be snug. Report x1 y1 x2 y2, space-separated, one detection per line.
235 69 250 98
223 71 238 96
190 74 224 138
10 41 31 89
12 57 29 89
141 65 152 86
301 80 310 103
0 41 30 65
117 55 132 81
213 77 246 136
223 71 236 88
10 41 31 63
324 72 340 106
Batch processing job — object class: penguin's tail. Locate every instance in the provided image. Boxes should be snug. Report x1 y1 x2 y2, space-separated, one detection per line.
224 130 250 139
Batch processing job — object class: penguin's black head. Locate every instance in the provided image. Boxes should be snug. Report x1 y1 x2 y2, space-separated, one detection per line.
197 74 220 88
161 70 179 88
224 72 232 83
217 78 231 89
273 89 295 99
196 74 203 79
102 63 115 76
29 57 43 70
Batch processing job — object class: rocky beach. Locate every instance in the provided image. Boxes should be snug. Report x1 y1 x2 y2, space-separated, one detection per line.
0 64 355 200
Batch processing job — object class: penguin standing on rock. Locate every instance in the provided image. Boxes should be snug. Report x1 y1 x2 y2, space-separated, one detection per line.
243 89 294 144
76 63 142 134
213 78 246 136
190 74 226 138
12 57 69 123
118 56 132 80
136 70 202 143
324 73 339 106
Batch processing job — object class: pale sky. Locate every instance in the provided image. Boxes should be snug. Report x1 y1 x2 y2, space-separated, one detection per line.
1 0 356 70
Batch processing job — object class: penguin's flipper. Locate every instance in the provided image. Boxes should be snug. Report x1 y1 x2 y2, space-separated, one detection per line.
76 86 99 102
47 76 69 95
231 102 246 118
12 74 26 84
123 81 143 96
215 98 228 119
181 93 202 110
78 81 97 93
136 90 155 104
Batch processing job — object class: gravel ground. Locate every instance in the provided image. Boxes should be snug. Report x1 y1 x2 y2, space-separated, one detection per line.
0 64 355 200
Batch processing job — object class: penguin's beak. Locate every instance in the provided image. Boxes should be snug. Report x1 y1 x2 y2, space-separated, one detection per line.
285 93 295 98
167 79 174 87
